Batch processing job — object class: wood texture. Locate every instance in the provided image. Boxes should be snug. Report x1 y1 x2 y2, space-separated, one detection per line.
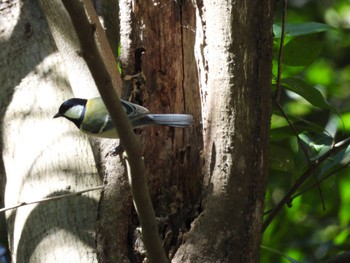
0 1 101 262
126 1 202 259
173 0 274 261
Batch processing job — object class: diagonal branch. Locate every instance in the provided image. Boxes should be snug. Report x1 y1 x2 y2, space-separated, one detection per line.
59 0 168 262
291 160 350 201
263 137 350 232
275 102 326 209
269 0 326 228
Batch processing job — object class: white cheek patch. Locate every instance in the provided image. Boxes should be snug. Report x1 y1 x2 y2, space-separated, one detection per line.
64 105 84 119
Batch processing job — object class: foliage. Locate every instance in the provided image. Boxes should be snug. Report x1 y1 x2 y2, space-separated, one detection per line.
262 0 350 262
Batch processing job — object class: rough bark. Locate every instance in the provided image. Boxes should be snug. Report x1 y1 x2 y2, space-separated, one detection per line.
95 141 132 263
127 1 202 260
117 1 202 261
0 1 101 262
37 1 134 262
173 0 274 262
131 0 202 216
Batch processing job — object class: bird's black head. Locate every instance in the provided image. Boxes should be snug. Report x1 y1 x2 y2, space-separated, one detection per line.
54 98 87 128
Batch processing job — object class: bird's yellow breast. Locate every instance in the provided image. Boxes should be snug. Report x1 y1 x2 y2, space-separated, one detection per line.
80 97 119 138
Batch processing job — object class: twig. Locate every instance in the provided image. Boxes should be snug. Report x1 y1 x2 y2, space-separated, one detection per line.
275 102 326 210
268 0 326 228
264 160 350 216
263 137 350 232
272 0 315 168
291 156 350 200
0 185 104 213
274 0 287 103
273 0 315 169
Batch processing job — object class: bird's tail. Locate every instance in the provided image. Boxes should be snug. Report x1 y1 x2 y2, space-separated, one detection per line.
132 114 193 128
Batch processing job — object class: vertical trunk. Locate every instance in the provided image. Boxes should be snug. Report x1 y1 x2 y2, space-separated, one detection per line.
120 2 202 259
132 0 202 212
37 1 132 262
1 1 101 261
173 0 274 262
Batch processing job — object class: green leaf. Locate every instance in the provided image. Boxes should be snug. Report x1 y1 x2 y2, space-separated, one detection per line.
284 35 322 67
338 177 350 227
299 132 334 159
269 144 295 172
282 77 332 110
273 34 323 78
338 112 350 132
271 109 328 140
334 228 350 245
270 126 295 140
270 120 326 140
305 59 334 86
319 143 350 178
261 245 301 263
274 22 332 38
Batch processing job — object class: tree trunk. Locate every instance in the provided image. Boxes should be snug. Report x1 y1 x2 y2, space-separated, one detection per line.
173 0 274 262
0 1 101 262
125 1 203 260
130 0 202 212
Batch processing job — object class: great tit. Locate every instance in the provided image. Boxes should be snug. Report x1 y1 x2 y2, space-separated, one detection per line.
54 97 193 138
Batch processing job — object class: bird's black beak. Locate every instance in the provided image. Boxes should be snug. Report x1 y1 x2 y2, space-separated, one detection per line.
53 113 61 118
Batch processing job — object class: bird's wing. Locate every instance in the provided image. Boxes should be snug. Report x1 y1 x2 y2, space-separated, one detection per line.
120 99 149 118
82 98 149 134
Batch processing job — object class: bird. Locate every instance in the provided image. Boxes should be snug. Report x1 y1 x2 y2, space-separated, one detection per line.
54 97 193 138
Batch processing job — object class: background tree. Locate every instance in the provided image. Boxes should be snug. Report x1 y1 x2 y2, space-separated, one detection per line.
0 0 101 262
0 0 274 262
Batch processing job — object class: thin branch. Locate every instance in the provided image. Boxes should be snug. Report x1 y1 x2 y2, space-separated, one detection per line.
273 0 324 202
263 137 350 232
274 0 287 103
273 0 315 173
275 102 326 210
268 0 327 228
60 1 168 262
264 160 350 216
0 186 104 213
274 103 311 162
291 161 350 201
